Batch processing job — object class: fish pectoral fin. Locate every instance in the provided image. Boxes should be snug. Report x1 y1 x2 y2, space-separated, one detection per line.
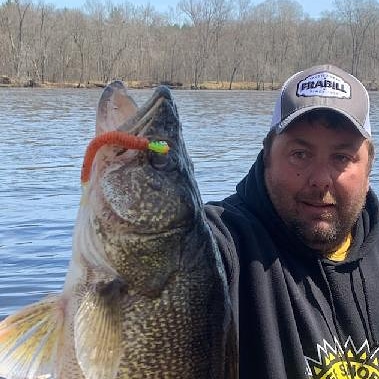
0 294 65 379
74 280 124 379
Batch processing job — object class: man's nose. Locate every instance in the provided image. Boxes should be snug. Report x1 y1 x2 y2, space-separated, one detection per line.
307 162 333 189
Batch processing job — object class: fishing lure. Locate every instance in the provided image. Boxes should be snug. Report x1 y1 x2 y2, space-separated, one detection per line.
81 130 170 183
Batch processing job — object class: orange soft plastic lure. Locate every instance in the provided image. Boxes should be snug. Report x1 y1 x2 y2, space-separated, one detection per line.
81 131 170 183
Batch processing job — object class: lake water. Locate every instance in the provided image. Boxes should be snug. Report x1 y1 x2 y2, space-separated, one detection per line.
1 88 379 320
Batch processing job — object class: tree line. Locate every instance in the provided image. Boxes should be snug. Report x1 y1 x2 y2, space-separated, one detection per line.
1 0 379 89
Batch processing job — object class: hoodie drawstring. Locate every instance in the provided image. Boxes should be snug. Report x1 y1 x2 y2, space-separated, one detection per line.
358 261 379 355
317 260 355 379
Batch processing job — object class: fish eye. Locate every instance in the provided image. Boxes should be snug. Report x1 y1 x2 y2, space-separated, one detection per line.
148 150 177 171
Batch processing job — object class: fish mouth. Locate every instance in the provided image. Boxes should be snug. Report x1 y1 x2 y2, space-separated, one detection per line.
120 86 179 142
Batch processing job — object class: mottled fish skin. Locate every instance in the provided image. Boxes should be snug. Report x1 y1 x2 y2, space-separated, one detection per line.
0 82 236 379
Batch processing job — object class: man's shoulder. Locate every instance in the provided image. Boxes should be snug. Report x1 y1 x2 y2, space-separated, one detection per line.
205 193 258 228
205 193 271 252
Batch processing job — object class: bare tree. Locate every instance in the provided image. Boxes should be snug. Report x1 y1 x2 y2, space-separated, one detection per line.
1 0 379 87
178 0 231 88
253 0 303 87
27 2 55 83
334 0 379 77
0 0 31 78
157 25 182 83
295 14 340 70
215 0 252 89
49 9 77 83
70 10 90 86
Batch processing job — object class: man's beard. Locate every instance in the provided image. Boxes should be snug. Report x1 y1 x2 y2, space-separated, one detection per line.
287 211 354 253
270 188 366 253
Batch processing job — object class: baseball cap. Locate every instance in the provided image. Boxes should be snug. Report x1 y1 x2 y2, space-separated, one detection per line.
270 64 371 138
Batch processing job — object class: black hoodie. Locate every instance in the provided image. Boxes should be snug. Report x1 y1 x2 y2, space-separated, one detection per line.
205 150 379 379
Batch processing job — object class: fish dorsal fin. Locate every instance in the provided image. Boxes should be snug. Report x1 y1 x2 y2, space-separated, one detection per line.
96 80 138 135
0 295 64 379
74 280 123 379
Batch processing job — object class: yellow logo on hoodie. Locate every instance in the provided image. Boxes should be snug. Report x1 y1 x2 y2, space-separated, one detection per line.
305 337 379 378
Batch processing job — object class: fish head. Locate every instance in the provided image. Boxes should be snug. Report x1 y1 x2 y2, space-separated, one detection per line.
95 85 201 232
78 84 204 290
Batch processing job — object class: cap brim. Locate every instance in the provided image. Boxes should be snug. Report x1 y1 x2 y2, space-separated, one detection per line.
276 106 371 139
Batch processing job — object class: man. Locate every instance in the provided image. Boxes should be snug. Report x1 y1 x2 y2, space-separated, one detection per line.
206 64 379 378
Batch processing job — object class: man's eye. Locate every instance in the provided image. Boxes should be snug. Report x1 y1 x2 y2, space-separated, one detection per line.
288 151 310 168
334 154 351 164
292 151 308 160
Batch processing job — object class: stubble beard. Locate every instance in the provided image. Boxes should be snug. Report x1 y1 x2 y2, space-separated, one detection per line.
265 167 366 255
286 209 354 253
267 185 366 254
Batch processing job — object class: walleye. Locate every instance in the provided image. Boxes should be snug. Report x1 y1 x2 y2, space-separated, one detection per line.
0 82 236 379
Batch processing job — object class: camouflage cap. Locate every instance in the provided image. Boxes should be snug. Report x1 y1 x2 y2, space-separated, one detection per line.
270 64 371 138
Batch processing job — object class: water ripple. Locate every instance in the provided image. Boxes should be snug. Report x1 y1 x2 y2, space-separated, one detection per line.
1 88 379 320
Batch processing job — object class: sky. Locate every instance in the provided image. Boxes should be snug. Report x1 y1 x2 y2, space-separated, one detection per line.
44 0 336 19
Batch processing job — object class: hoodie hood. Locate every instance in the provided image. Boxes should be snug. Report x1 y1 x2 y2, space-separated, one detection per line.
235 149 379 264
206 149 379 377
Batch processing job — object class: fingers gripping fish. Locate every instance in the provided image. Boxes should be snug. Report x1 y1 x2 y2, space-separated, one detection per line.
0 82 237 379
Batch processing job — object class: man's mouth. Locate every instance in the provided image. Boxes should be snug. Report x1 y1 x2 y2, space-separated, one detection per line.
299 200 337 221
302 201 336 207
297 191 337 208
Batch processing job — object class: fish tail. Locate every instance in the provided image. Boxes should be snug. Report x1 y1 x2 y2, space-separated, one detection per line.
0 294 65 379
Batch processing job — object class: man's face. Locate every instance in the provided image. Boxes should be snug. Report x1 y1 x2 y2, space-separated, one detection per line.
264 118 371 253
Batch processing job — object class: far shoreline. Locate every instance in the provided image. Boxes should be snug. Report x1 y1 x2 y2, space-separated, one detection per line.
1 77 378 91
0 77 283 91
